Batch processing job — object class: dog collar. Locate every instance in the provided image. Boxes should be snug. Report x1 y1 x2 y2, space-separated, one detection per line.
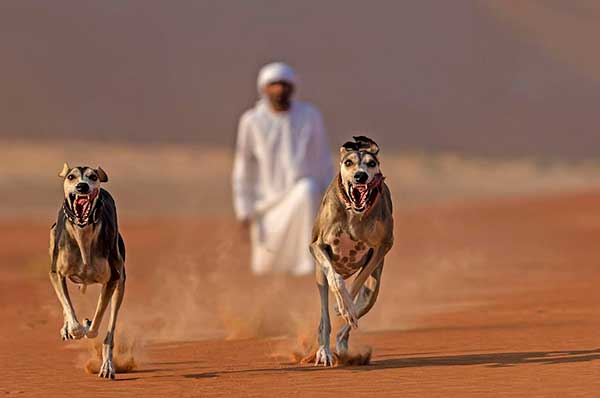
63 193 103 228
368 173 385 191
364 173 385 215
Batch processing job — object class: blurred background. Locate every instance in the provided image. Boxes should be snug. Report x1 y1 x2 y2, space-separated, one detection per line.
2 0 600 219
2 0 600 154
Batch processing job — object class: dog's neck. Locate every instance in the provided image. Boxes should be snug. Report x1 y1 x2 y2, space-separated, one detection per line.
65 219 101 267
63 194 103 228
63 193 103 267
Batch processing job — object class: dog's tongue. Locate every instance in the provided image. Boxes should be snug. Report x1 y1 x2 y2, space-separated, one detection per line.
353 185 368 206
75 197 90 218
355 185 367 195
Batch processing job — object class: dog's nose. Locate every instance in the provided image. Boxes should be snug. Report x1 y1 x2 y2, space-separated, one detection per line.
76 183 90 194
354 171 368 184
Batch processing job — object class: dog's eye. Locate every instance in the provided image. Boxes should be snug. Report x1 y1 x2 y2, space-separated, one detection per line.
67 175 75 180
344 159 353 167
367 161 377 168
89 174 98 181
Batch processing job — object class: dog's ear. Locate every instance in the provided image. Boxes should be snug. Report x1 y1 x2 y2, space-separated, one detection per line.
353 136 379 155
96 167 108 183
340 141 359 155
58 162 71 178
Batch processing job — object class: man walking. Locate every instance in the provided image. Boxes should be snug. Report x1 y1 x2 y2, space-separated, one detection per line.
232 62 333 275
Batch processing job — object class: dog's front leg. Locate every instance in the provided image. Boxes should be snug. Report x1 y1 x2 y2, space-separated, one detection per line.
86 280 118 339
336 263 384 355
313 264 334 366
49 271 87 339
349 242 392 300
99 275 125 379
311 243 358 329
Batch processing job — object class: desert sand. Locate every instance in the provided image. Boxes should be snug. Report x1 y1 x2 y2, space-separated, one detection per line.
2 180 600 396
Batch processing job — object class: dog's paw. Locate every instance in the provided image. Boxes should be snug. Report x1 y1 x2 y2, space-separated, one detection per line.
60 321 86 340
84 319 98 338
338 303 359 329
328 275 359 328
61 321 87 340
333 302 341 317
60 323 70 340
334 305 359 329
98 359 116 380
70 322 87 339
314 345 335 367
332 291 358 328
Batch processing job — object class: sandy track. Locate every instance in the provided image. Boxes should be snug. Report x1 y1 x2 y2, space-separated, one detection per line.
2 191 600 397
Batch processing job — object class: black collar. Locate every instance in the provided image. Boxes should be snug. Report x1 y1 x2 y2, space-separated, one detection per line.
63 194 102 228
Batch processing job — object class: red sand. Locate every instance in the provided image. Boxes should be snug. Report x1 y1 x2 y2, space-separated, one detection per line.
2 191 600 397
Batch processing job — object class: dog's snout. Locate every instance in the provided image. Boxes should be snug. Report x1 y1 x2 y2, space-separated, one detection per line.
354 171 368 184
76 182 90 194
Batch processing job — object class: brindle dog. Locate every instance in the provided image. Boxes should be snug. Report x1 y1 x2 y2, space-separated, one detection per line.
309 136 393 366
49 163 125 379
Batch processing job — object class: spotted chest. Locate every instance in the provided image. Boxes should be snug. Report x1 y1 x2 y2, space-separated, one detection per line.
329 231 372 278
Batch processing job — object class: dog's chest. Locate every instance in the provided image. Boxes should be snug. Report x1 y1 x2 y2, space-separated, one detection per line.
58 224 111 284
58 251 111 284
330 232 371 278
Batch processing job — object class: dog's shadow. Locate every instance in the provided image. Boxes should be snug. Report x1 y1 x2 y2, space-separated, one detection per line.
181 348 600 379
364 348 600 370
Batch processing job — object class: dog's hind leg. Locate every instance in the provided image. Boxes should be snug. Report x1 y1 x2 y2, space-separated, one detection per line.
85 280 118 339
314 266 334 366
99 275 125 379
49 271 87 340
336 263 384 355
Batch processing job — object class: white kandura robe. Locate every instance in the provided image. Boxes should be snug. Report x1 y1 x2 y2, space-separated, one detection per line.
232 99 333 275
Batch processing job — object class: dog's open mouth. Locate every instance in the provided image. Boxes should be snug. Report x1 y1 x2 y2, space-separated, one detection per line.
344 174 384 213
67 190 98 222
348 182 369 212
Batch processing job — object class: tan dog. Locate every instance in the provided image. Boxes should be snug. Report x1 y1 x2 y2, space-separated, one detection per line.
49 163 126 379
309 136 393 366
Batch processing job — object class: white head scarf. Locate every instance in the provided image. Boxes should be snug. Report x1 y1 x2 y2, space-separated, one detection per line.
257 62 298 95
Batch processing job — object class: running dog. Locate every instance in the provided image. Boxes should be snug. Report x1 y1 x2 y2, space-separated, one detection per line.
49 163 126 379
309 136 393 366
